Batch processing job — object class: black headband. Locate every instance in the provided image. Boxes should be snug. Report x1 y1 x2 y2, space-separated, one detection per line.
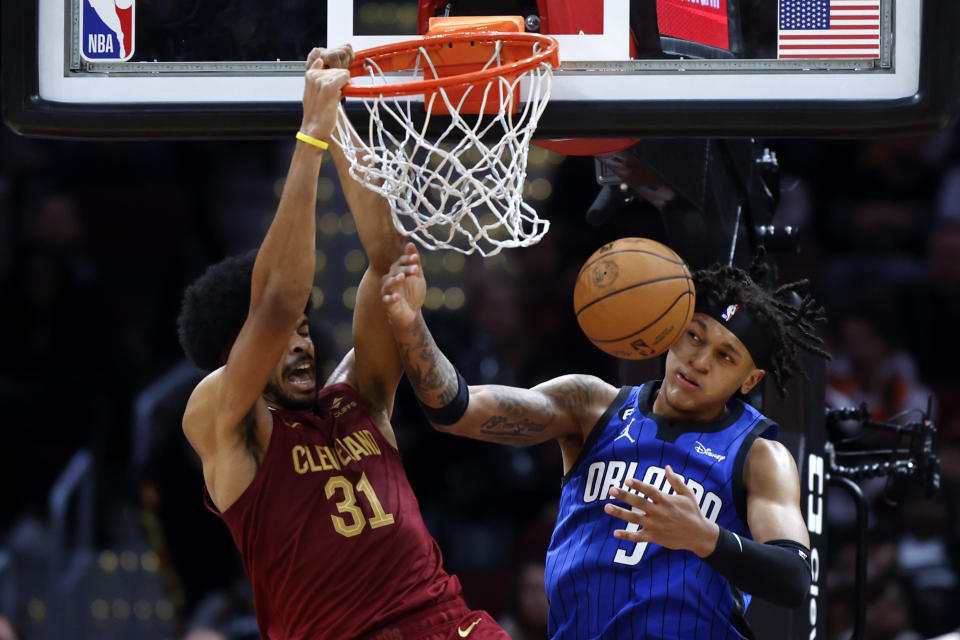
695 296 773 370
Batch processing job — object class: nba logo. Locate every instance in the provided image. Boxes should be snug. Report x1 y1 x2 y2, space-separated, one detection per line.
721 304 740 322
81 0 135 62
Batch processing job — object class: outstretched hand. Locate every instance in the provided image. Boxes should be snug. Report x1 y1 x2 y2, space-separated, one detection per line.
604 465 720 558
306 44 354 70
381 243 426 330
300 45 354 143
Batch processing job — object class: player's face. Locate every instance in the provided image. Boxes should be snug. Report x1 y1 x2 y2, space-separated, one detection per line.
263 315 317 411
656 313 765 422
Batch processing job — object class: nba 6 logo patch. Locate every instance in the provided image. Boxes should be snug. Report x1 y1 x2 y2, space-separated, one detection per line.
81 0 135 61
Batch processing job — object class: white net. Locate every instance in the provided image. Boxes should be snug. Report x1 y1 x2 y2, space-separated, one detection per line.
331 40 554 256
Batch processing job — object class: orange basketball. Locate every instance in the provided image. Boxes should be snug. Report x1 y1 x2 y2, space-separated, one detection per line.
574 238 695 359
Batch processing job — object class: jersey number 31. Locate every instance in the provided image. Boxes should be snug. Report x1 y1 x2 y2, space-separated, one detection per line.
325 473 395 538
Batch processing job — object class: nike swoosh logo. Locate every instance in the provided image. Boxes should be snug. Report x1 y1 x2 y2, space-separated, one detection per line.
458 617 482 637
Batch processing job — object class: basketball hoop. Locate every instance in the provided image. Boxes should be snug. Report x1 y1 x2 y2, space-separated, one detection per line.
330 18 559 256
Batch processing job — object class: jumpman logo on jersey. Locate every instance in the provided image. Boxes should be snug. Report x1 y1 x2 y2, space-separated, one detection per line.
614 419 636 443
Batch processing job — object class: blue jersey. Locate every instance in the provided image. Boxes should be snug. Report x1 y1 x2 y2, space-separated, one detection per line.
545 381 777 640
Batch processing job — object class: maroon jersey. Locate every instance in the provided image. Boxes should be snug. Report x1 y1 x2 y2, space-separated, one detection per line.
209 382 464 640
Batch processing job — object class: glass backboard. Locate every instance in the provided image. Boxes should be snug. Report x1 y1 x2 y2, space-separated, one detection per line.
3 0 958 139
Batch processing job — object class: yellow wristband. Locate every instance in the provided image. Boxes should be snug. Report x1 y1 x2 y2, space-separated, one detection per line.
295 131 329 150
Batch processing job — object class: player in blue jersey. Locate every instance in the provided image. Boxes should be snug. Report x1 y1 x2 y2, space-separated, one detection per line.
380 243 830 639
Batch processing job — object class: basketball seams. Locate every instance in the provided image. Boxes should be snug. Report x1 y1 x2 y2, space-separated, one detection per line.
587 291 694 343
576 247 686 280
574 275 693 317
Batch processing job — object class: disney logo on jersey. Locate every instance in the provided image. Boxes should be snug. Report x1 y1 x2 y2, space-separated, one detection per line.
694 440 727 462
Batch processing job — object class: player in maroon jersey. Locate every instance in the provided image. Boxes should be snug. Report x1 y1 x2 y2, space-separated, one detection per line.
176 46 509 640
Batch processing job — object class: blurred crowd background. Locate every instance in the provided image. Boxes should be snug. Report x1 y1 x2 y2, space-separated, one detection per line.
1 119 960 640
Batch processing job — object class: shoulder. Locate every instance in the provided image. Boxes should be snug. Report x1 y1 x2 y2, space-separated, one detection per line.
182 367 272 458
744 438 800 492
318 380 399 448
183 368 224 439
534 374 619 403
746 437 794 468
536 374 620 415
323 348 357 389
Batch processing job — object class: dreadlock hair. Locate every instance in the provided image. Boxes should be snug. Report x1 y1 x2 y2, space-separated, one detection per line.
692 256 831 397
177 251 257 372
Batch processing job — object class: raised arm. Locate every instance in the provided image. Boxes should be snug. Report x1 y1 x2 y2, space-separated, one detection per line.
182 58 349 488
306 46 408 430
381 244 618 450
328 144 406 422
318 43 404 275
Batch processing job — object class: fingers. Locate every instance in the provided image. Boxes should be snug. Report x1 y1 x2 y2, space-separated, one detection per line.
381 270 405 292
306 47 324 70
321 43 354 69
606 484 657 544
613 528 650 543
608 485 651 510
309 68 350 93
386 265 419 282
305 67 350 90
306 44 354 70
380 261 420 300
620 478 664 504
391 250 420 273
664 465 695 499
329 68 351 90
380 271 405 305
604 502 646 524
605 506 651 543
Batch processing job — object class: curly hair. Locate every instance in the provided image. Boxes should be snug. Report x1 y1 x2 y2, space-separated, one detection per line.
177 251 257 372
692 258 831 397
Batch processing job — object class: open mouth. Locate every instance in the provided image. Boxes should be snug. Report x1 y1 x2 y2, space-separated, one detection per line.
286 359 316 391
676 371 700 389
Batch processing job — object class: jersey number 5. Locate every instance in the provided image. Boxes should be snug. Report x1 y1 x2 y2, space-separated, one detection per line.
613 507 648 565
325 473 395 537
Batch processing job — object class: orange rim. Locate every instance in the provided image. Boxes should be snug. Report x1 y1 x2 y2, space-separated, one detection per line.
341 32 559 98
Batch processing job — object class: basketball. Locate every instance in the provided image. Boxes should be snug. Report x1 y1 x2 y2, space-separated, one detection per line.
574 238 695 360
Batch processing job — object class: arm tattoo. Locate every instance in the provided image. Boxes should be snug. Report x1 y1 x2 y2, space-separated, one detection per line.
478 415 547 441
476 386 552 442
397 316 459 407
548 376 596 422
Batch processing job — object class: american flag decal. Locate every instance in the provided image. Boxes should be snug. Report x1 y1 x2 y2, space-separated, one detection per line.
778 0 881 59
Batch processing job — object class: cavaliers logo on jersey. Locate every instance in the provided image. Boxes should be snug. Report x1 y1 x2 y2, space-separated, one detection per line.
81 0 135 62
331 396 359 418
